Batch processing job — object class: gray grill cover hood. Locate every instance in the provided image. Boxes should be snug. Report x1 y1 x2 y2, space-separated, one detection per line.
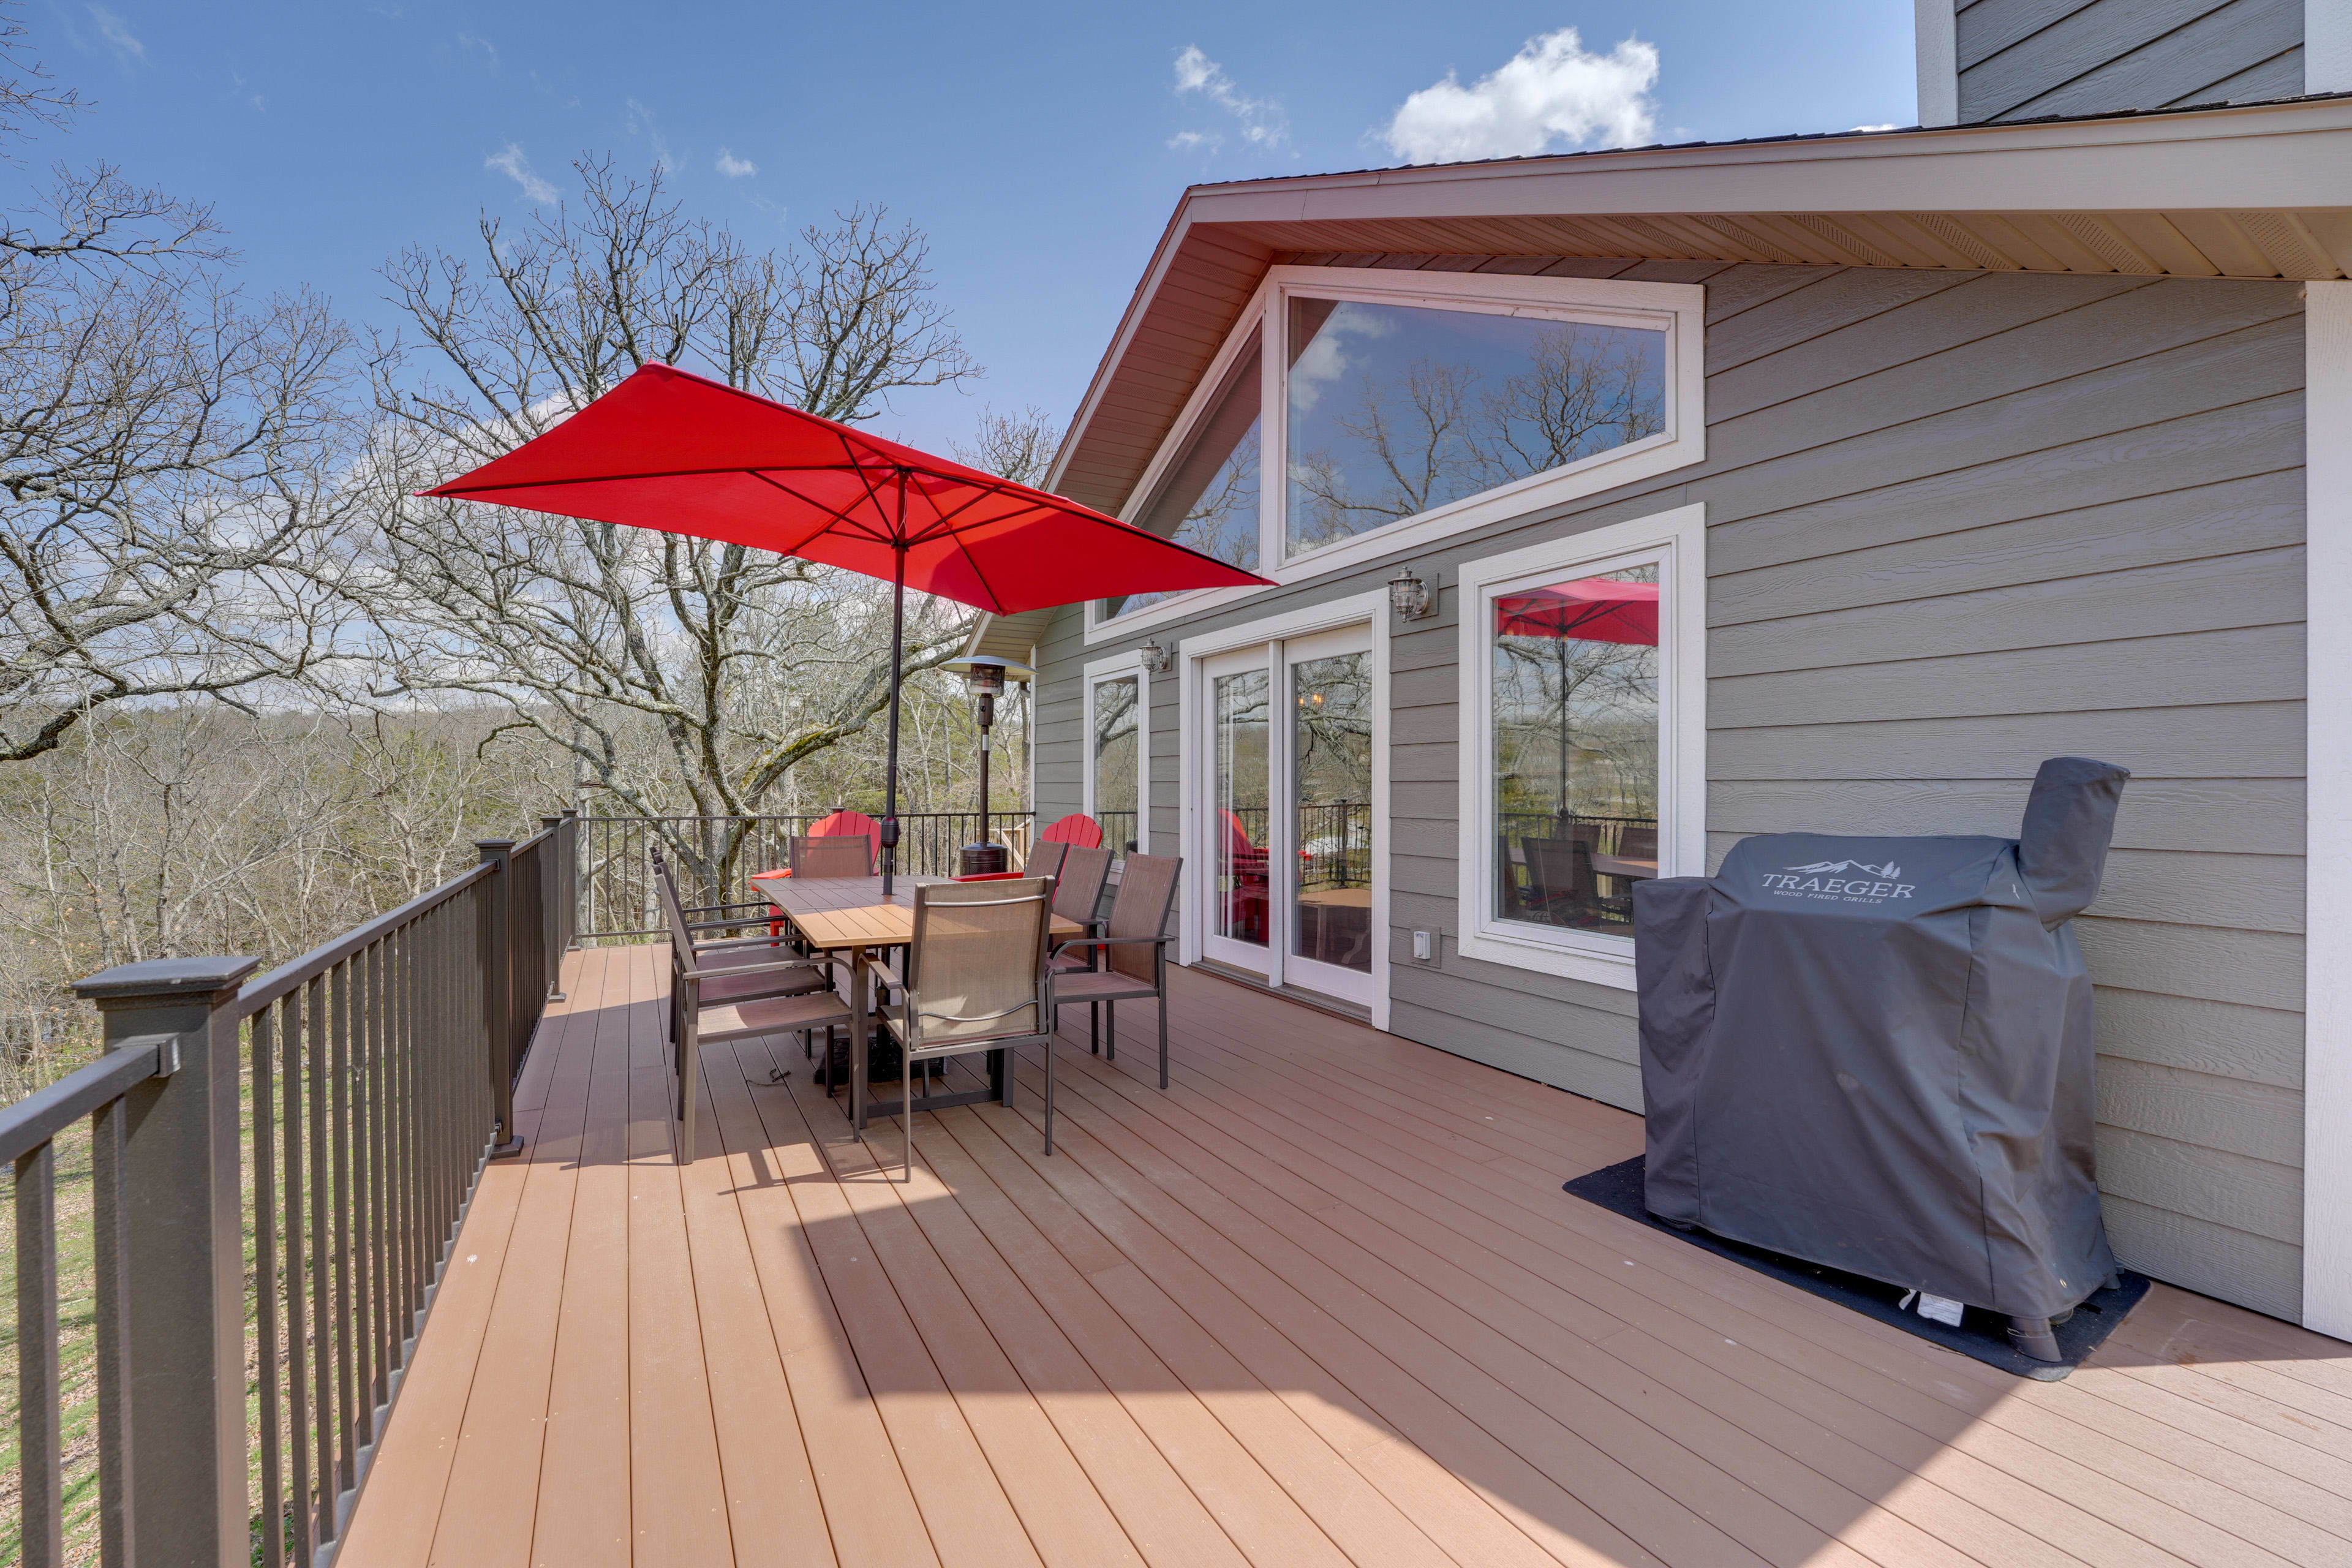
1634 757 2128 1319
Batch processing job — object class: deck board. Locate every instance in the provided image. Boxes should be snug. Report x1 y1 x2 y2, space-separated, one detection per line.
339 947 2352 1568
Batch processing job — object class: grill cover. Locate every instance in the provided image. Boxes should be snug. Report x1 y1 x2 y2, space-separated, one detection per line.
1634 756 2128 1320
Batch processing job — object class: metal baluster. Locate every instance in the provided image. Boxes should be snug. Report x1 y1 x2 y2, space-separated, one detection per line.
16 1140 62 1568
251 1006 285 1567
307 970 334 1550
331 961 356 1505
283 992 315 1564
91 1090 134 1568
352 944 374 1449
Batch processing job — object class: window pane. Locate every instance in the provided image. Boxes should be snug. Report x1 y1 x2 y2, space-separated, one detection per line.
1286 298 1665 555
1213 668 1270 948
1092 675 1140 855
1292 652 1373 974
1491 564 1660 935
1106 328 1262 619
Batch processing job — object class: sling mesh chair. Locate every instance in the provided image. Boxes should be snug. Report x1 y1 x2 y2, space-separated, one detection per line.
651 848 822 1047
1046 843 1115 1050
1049 853 1182 1090
868 877 1059 1177
660 870 853 1163
1024 838 1069 885
788 834 874 878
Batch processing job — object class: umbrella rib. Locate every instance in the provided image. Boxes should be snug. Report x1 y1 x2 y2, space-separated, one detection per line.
744 470 897 550
430 460 894 496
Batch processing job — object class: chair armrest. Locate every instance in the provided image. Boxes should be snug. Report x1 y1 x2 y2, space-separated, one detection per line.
692 930 795 951
1050 934 1173 960
683 899 774 916
682 955 831 983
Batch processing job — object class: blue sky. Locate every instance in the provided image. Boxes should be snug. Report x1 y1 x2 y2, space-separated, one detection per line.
29 1 1917 454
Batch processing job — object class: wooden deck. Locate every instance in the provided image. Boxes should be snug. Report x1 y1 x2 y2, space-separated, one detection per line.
339 945 2352 1568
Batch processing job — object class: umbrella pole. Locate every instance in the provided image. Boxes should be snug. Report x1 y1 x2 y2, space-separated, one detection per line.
883 540 907 897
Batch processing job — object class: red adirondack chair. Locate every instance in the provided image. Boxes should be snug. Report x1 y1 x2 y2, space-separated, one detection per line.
760 808 883 930
1040 813 1104 850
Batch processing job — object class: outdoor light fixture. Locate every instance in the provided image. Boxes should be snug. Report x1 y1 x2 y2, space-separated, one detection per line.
1139 639 1174 676
943 655 1030 876
1388 564 1434 622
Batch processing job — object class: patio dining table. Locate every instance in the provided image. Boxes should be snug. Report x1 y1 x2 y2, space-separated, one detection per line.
749 872 1084 1132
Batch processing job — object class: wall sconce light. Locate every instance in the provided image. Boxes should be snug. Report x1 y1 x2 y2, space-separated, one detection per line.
1387 564 1435 622
1139 639 1174 676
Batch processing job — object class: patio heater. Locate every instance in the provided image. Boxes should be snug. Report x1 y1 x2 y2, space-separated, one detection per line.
946 655 1029 876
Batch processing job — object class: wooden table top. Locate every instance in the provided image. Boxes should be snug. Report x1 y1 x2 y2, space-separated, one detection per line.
750 873 1083 950
1590 854 1659 880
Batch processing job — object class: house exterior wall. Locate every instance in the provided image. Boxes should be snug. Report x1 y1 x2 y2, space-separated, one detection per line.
1035 257 2308 1321
1953 0 2305 123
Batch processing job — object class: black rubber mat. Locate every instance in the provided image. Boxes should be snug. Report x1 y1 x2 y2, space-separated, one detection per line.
1563 1155 2150 1381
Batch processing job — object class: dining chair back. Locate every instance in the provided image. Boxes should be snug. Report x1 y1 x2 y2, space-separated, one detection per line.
790 834 873 878
879 877 1058 1172
1048 852 1183 1090
1023 837 1069 885
1051 845 1114 929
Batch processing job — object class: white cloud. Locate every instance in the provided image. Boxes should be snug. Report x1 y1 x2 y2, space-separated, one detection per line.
1849 123 1899 133
456 31 499 69
715 147 757 178
485 144 558 205
625 97 674 172
1170 45 1286 151
1380 27 1658 166
86 5 145 67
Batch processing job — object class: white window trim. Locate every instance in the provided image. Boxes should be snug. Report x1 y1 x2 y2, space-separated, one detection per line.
1175 589 1392 1030
1453 502 1707 991
2312 2 2352 95
1087 265 1706 646
2304 279 2352 1338
1082 649 1149 855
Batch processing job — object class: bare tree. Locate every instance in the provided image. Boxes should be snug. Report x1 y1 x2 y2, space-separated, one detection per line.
355 157 984 891
0 7 359 761
952 404 1061 486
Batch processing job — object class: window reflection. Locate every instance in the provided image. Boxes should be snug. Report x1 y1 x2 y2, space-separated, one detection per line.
1213 669 1270 948
1491 564 1660 933
1286 298 1665 556
1106 328 1262 619
1091 675 1140 856
1292 653 1373 974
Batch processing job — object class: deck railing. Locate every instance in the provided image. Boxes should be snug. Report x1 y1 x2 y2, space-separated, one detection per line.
4 812 579 1567
579 809 1035 940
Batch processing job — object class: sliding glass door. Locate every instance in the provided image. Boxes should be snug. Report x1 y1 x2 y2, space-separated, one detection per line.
1197 624 1374 1006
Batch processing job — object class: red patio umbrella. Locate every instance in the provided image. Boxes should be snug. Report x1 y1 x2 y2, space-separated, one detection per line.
1493 577 1660 819
425 361 1271 890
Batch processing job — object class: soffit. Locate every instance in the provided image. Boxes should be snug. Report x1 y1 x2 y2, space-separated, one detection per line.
1045 95 2352 520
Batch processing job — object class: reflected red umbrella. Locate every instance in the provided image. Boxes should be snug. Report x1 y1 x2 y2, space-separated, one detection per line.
426 361 1270 889
1494 578 1658 646
1494 576 1660 821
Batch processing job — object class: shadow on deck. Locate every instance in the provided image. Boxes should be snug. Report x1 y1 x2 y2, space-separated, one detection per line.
337 946 2352 1567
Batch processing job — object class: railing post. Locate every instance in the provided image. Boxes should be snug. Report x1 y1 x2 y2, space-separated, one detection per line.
477 840 523 1159
540 815 568 1002
561 809 580 955
69 954 260 1568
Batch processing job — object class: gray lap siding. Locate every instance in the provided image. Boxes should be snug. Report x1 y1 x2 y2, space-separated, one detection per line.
1034 258 2307 1319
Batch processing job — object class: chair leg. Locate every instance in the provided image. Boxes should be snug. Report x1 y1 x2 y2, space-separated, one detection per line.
1043 1033 1056 1156
902 1051 913 1182
1158 989 1169 1090
1105 1000 1116 1063
1090 1002 1100 1055
677 1025 699 1166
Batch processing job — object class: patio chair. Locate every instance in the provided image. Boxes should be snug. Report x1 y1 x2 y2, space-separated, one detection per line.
869 877 1058 1175
1024 838 1069 884
1047 844 1115 1051
788 834 874 878
661 867 853 1164
651 848 817 1045
1050 852 1182 1090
